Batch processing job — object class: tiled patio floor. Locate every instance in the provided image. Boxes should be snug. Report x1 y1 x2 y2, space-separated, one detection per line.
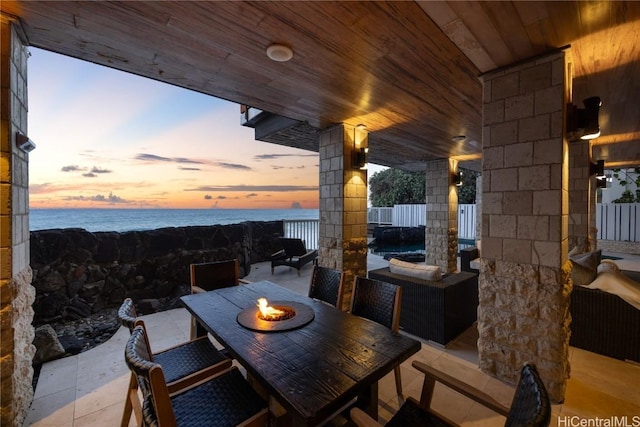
24 253 640 426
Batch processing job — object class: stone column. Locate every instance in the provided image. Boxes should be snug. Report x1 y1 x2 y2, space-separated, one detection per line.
425 159 458 273
568 140 596 252
478 50 572 402
318 124 368 310
1 15 36 427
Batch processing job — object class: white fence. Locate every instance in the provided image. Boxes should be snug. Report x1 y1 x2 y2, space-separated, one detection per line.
597 203 640 242
286 203 640 251
368 204 477 239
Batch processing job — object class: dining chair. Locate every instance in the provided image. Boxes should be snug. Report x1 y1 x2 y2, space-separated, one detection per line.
350 276 403 396
308 264 345 309
117 298 232 427
350 361 551 427
124 325 269 427
189 259 243 339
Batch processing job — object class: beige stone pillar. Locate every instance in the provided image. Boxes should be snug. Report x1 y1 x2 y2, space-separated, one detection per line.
1 15 36 427
425 159 458 273
568 141 597 252
479 50 572 402
318 124 368 310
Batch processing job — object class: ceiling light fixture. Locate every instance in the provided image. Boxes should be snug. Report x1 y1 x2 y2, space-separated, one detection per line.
266 44 293 62
452 135 466 142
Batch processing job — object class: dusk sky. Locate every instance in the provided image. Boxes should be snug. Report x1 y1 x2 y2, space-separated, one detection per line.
28 47 344 210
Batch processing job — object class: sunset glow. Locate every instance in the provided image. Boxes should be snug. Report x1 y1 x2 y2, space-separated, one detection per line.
28 48 320 209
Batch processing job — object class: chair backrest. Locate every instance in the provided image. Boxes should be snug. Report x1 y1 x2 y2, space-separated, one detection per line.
280 238 308 257
504 363 551 427
350 277 402 333
308 265 345 309
190 259 239 292
124 325 176 426
118 298 142 333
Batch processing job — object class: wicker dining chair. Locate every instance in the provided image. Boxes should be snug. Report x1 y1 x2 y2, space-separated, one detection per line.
350 361 551 427
350 276 403 396
189 259 244 339
124 325 268 427
117 298 231 427
308 265 345 309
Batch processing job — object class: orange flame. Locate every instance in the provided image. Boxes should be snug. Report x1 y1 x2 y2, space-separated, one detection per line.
257 298 284 319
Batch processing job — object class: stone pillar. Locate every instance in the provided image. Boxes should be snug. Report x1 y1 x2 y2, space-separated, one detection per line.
425 159 458 273
568 140 596 252
318 124 368 310
1 15 36 427
478 50 572 402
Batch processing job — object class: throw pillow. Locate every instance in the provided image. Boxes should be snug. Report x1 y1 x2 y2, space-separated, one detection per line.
597 260 620 275
388 258 442 281
569 249 601 286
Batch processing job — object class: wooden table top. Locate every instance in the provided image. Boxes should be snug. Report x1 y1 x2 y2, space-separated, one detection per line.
180 280 421 426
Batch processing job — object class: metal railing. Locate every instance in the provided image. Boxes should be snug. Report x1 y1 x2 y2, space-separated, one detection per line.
367 207 393 224
283 219 319 250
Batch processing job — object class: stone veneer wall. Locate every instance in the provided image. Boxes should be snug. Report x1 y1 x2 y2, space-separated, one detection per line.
318 124 367 310
29 222 283 325
475 175 482 242
0 17 35 427
479 51 572 402
424 159 458 273
568 140 595 252
598 239 640 255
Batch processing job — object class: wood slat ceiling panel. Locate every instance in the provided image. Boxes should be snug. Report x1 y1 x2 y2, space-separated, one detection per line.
2 0 639 170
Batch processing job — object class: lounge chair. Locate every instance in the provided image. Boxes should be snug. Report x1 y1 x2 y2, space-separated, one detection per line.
271 238 318 276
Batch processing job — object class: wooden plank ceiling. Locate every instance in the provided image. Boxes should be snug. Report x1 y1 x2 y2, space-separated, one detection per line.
2 1 639 170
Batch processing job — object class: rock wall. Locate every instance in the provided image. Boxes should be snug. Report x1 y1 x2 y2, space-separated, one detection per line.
29 221 283 353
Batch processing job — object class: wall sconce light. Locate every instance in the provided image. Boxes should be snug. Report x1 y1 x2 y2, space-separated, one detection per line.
567 96 602 140
352 124 368 170
590 159 605 178
590 159 607 188
452 170 463 187
16 132 36 153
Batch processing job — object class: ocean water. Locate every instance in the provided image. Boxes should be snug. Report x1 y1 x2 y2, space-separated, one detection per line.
30 208 319 233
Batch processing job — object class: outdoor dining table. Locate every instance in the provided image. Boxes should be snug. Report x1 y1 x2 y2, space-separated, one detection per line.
180 280 421 426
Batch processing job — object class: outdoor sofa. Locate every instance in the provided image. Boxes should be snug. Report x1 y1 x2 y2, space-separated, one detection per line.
570 267 640 363
463 244 640 363
368 266 478 345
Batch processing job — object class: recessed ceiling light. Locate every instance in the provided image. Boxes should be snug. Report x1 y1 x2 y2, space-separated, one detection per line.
266 44 293 62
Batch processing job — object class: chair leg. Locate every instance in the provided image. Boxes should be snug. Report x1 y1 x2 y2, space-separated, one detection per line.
122 373 143 427
394 366 403 396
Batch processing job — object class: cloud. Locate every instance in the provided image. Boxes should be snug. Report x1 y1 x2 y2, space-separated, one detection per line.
64 192 131 204
91 166 112 174
135 153 204 164
215 162 251 171
179 167 201 171
204 195 212 200
246 193 258 198
82 173 97 178
254 153 317 160
135 153 250 171
291 201 302 209
61 165 84 172
186 185 318 192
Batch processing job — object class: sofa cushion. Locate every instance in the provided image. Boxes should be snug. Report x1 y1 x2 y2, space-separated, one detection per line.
388 258 442 281
569 249 601 286
584 269 640 310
